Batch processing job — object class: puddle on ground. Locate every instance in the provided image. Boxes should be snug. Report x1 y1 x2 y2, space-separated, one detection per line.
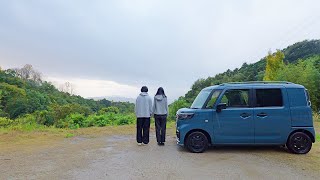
100 146 113 152
66 136 89 144
106 135 134 143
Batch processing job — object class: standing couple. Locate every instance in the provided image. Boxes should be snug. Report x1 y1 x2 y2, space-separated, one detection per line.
135 86 168 146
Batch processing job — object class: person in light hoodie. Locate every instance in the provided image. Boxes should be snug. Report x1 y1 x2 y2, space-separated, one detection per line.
135 86 153 146
153 87 168 146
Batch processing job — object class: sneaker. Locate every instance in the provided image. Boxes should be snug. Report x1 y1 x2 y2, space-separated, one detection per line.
143 142 148 145
157 142 161 146
161 142 165 146
137 143 142 146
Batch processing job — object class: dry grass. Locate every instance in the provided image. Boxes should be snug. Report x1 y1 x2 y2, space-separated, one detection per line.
314 121 320 142
0 122 176 153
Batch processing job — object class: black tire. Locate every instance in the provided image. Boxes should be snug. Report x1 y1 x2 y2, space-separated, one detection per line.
186 131 208 153
286 132 312 154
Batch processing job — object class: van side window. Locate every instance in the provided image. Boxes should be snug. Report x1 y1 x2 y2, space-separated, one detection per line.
205 90 221 108
220 89 249 108
256 89 283 107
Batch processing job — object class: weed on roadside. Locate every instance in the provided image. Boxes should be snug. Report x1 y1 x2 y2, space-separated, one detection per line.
65 133 75 138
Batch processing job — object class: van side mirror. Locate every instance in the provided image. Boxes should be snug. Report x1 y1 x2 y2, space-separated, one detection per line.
216 103 227 113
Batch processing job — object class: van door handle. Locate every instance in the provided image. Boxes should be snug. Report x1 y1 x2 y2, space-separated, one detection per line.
257 113 267 117
240 113 251 118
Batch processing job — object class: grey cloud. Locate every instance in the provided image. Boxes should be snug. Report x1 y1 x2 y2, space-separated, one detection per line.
1 0 320 100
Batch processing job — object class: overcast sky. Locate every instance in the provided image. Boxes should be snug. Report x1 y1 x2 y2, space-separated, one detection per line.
1 0 320 102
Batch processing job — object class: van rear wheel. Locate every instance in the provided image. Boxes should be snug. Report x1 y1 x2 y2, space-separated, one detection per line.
186 131 208 153
286 132 312 154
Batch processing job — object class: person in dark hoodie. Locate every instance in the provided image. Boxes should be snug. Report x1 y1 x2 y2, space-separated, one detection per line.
153 87 168 146
135 86 152 146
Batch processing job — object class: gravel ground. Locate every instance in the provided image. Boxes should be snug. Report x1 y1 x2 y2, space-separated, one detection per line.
0 133 319 180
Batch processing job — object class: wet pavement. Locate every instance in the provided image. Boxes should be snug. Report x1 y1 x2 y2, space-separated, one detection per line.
1 134 319 180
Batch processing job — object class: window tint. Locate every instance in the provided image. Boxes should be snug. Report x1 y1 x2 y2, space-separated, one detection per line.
256 89 283 107
220 89 249 108
205 90 221 108
305 89 311 106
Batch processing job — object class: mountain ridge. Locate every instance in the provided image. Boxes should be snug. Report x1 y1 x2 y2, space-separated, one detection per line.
184 39 320 103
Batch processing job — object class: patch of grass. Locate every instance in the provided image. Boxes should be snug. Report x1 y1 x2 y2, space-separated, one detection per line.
0 128 10 134
316 134 320 142
314 113 320 122
65 133 75 138
166 121 176 129
0 124 69 136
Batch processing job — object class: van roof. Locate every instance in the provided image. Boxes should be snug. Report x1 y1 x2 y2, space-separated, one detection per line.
204 81 305 90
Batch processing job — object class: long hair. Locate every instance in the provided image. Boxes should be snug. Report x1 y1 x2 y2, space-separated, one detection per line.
156 87 166 97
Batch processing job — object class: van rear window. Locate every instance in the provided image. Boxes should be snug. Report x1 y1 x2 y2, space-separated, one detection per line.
256 89 283 107
305 89 311 106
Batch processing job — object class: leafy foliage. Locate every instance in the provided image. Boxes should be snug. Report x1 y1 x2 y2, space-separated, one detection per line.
180 40 320 112
98 107 120 115
0 117 13 128
0 65 135 128
274 56 320 110
263 50 285 81
168 97 190 121
2 39 320 128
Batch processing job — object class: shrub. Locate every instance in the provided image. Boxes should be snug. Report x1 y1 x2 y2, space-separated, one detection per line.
7 115 41 131
83 115 96 127
33 110 55 126
168 98 190 121
49 103 92 123
90 114 112 127
98 106 120 115
114 114 135 125
55 113 86 129
68 113 86 127
15 114 37 125
0 117 13 128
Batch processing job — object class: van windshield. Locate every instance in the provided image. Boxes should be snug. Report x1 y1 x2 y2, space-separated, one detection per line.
190 89 212 109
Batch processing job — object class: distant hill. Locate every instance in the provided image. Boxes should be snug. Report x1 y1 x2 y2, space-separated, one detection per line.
89 96 135 103
0 67 134 119
184 39 320 103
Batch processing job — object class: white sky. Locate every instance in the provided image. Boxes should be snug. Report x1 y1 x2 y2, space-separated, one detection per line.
1 0 320 101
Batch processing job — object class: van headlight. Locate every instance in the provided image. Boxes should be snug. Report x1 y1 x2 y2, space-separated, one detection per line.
177 113 194 120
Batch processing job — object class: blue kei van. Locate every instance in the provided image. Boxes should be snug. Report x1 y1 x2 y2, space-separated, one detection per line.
176 82 315 154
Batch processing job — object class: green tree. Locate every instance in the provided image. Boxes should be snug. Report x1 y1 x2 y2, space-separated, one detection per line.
0 89 4 117
263 50 285 81
98 106 120 114
274 58 320 110
49 103 92 124
168 97 190 121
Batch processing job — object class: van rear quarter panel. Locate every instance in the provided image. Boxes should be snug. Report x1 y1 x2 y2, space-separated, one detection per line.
287 88 313 127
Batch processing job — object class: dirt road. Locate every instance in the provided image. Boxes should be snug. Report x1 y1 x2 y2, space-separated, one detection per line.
1 130 320 180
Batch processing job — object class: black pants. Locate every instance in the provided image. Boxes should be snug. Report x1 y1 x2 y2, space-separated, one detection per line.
136 117 150 144
155 115 167 143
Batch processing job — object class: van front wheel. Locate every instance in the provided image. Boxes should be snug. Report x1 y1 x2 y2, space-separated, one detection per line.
286 132 312 154
186 131 208 153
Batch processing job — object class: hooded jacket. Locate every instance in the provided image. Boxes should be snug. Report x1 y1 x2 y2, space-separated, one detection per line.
152 95 168 115
135 92 153 118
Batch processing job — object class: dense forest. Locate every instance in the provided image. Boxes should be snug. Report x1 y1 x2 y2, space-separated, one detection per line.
1 39 320 129
0 66 135 129
169 40 320 120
